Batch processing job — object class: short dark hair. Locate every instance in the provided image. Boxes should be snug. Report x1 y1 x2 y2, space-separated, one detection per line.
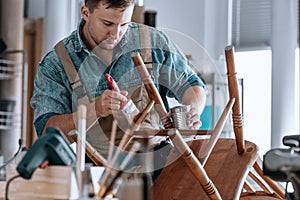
85 0 134 12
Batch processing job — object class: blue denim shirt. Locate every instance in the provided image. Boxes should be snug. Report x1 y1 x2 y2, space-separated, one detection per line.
30 21 204 137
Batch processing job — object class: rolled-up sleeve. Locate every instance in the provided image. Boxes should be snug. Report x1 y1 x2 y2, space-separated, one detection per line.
151 31 205 103
30 51 73 136
159 52 204 101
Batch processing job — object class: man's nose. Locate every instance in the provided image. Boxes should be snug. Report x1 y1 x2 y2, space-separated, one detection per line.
109 25 121 36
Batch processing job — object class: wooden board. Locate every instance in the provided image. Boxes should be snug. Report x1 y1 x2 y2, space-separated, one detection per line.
23 17 44 147
0 181 5 200
6 164 78 200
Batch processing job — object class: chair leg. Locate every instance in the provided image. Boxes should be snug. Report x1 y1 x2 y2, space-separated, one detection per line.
252 157 285 198
248 170 274 195
168 129 222 200
243 179 256 194
240 157 285 199
225 45 245 154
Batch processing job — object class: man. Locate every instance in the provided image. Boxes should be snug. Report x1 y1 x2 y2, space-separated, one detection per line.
31 0 206 165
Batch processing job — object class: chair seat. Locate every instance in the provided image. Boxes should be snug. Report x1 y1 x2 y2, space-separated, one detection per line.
152 138 259 200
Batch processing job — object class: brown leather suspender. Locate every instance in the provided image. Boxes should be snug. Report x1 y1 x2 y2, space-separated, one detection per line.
54 41 90 104
54 24 152 105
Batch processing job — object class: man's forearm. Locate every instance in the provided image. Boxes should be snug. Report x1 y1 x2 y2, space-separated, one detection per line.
42 102 99 142
42 113 77 141
182 86 206 114
181 86 206 129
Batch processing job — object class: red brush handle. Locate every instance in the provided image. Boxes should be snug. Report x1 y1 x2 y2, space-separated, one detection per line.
105 73 120 92
105 73 129 109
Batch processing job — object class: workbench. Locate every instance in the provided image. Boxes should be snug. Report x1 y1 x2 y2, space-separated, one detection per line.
0 165 107 200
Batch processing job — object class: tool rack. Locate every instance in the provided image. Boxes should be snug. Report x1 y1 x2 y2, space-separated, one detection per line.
0 50 27 156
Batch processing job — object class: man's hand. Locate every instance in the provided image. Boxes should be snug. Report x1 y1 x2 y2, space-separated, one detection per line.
182 86 206 130
186 106 202 130
94 90 128 118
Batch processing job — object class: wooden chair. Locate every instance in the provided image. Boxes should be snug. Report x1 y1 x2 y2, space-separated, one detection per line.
91 48 284 199
151 45 285 199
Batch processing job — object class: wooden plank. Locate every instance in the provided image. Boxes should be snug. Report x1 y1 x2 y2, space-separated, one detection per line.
6 164 78 200
24 18 36 147
0 181 5 200
34 18 44 74
23 18 44 147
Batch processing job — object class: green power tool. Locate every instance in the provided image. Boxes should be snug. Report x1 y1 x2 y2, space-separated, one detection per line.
17 127 76 179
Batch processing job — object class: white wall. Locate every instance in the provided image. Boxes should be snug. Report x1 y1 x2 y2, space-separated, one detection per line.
271 0 299 148
44 0 73 53
235 50 272 155
27 0 82 53
27 0 46 19
144 0 205 46
145 0 230 63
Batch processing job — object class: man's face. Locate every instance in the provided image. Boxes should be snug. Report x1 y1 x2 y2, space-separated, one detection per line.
81 2 134 50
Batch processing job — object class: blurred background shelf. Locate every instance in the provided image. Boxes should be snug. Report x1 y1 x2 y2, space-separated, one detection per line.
0 111 21 131
0 59 23 80
0 50 27 162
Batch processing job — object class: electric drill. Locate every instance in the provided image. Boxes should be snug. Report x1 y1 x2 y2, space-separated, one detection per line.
17 127 76 179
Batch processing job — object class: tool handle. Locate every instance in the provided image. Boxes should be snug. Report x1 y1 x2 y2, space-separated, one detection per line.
77 104 87 171
106 73 129 109
105 73 120 92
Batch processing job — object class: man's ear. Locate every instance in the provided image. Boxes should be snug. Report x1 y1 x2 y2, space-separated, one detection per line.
81 6 89 20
